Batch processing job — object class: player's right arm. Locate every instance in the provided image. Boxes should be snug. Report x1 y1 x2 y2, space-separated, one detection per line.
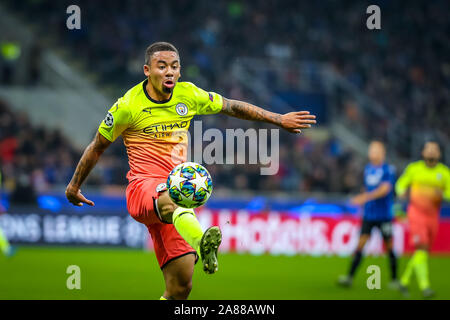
65 132 112 206
66 98 131 206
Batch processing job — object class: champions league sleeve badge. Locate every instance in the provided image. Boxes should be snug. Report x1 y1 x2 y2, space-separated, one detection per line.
104 112 114 127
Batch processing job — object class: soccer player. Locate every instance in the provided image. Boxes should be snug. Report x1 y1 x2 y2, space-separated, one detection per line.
396 141 450 298
337 140 398 288
0 171 15 258
65 42 316 300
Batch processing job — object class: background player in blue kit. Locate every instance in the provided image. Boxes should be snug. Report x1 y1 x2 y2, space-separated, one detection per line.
337 140 398 288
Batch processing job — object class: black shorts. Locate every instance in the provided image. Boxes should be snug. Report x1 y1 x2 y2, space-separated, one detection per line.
360 220 393 240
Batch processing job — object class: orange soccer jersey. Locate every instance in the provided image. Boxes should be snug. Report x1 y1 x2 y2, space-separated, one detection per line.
98 79 223 181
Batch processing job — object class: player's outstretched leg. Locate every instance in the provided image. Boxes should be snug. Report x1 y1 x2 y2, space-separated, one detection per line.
166 203 222 274
157 192 222 274
172 206 204 252
384 236 400 290
157 191 204 252
199 226 222 274
172 207 222 274
337 234 369 287
337 250 362 287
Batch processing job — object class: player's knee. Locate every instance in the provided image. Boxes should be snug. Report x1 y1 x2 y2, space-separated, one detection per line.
157 191 178 223
159 202 177 223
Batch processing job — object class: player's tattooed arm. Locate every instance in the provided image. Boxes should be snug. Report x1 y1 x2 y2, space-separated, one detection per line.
221 97 283 125
65 131 112 206
221 97 316 133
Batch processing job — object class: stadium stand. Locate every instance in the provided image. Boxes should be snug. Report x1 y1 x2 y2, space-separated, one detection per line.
1 0 448 195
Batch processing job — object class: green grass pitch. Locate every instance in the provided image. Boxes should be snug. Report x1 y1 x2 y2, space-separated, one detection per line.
1 246 450 300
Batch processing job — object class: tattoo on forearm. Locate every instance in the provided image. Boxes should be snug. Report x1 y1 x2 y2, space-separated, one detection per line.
221 98 282 126
70 133 108 188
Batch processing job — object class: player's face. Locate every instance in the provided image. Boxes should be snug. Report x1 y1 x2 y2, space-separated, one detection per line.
144 51 181 95
422 142 441 167
368 141 385 165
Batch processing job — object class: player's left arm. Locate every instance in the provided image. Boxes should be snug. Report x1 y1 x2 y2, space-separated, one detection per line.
221 97 316 133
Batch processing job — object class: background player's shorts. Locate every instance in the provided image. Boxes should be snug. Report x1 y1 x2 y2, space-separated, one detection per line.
407 205 439 247
360 219 393 240
126 177 198 269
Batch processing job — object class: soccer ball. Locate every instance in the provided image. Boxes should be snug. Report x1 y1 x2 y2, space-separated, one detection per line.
167 162 213 208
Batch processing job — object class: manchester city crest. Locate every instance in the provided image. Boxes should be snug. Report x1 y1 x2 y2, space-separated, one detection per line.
175 103 188 116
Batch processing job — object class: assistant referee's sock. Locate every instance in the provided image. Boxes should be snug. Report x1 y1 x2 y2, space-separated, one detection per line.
172 207 203 253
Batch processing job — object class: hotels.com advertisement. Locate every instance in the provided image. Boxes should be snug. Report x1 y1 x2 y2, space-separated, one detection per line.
147 209 450 256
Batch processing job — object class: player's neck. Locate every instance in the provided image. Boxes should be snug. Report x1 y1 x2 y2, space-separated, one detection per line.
145 80 172 102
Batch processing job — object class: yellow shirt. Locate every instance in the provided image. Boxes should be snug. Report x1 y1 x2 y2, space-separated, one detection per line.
396 160 450 214
98 79 223 181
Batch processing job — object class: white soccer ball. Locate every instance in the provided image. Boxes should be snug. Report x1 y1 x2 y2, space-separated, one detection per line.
167 162 213 208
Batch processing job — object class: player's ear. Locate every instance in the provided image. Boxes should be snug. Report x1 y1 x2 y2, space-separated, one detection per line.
143 64 151 77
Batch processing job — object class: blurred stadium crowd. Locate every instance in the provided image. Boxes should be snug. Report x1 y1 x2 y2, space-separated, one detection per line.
0 100 77 203
1 0 448 198
0 98 361 198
